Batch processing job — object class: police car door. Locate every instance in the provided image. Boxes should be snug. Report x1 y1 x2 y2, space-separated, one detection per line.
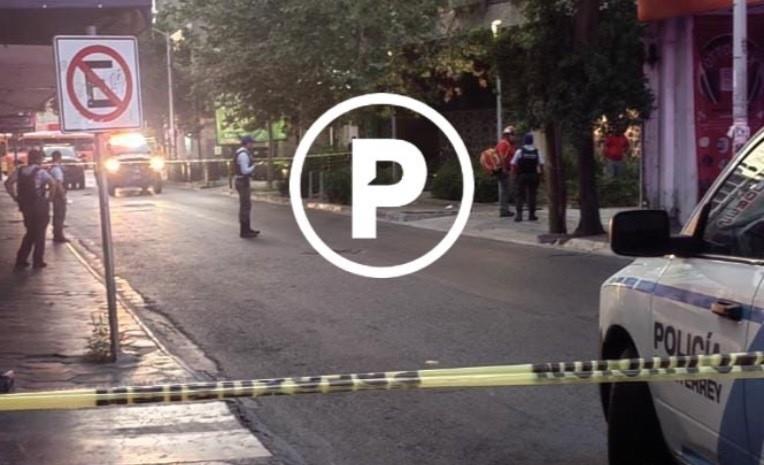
747 285 764 465
652 139 764 465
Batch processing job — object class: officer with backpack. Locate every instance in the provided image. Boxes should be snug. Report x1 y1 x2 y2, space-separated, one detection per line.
510 133 544 222
234 136 260 238
4 149 61 269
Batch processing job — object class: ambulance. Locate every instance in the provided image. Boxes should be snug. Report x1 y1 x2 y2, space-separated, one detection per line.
600 128 764 465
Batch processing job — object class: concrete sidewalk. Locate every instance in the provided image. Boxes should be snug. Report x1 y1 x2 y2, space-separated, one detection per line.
174 180 627 256
0 193 274 464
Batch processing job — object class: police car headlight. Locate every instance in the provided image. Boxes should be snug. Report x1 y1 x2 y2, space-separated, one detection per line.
104 158 120 173
150 157 165 172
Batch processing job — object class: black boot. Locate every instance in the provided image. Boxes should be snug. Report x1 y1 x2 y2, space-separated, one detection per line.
240 221 259 238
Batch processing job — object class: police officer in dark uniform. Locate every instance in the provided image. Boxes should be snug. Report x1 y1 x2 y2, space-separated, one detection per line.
234 136 260 238
510 133 545 222
4 149 61 269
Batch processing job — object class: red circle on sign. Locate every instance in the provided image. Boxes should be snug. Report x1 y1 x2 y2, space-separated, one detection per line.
66 45 133 123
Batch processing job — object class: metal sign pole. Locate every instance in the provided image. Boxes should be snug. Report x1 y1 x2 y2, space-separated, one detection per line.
86 25 120 362
94 133 120 362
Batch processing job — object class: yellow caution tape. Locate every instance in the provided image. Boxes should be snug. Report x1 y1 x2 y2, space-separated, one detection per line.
2 351 762 412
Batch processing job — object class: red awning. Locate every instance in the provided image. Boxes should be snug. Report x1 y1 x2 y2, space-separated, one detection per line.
638 0 764 21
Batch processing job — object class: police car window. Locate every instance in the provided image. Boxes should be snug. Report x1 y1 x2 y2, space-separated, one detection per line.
703 142 764 259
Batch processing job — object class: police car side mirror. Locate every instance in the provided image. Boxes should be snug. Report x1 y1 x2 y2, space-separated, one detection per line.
610 210 672 257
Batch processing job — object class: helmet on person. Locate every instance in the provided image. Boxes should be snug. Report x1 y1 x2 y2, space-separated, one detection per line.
502 126 515 136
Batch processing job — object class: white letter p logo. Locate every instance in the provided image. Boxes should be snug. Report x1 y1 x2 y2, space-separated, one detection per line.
352 139 427 239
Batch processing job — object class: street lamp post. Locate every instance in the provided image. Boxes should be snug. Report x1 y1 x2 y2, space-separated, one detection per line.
154 29 177 160
491 20 503 142
729 0 749 152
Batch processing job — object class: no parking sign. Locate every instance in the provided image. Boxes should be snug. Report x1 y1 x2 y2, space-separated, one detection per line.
54 36 143 133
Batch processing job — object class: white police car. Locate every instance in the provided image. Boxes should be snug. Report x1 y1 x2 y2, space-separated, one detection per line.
600 129 764 465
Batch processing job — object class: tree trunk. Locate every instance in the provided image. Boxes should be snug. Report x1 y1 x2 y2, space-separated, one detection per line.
572 0 604 236
574 0 599 44
574 132 605 236
544 123 567 234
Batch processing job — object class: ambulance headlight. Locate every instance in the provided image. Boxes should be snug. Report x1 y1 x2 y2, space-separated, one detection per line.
150 157 165 172
104 158 120 173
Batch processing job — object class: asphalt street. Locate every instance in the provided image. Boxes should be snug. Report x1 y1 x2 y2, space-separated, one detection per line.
62 180 629 465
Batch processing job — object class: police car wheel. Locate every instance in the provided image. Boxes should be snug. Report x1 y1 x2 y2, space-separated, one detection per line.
607 347 674 465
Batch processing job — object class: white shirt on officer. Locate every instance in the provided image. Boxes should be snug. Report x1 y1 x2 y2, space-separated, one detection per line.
50 164 64 183
236 148 255 176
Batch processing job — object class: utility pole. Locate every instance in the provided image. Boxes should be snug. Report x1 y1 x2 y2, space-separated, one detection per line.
729 0 750 153
495 77 502 142
492 20 503 142
154 29 177 160
165 32 176 160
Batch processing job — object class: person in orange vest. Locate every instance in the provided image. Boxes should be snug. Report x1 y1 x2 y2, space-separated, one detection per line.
484 126 516 218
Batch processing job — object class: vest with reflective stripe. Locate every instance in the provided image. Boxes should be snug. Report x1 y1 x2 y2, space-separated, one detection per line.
516 147 539 175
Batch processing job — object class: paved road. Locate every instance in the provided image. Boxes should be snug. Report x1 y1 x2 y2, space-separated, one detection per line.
63 181 629 465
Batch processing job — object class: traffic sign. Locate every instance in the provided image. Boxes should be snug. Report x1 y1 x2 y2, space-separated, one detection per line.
54 36 143 133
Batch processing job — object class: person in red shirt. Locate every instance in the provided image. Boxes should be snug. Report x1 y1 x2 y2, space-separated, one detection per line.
603 131 630 177
493 126 516 218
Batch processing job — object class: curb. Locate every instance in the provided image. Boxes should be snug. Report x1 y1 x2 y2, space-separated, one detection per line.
169 181 615 257
65 239 214 379
560 237 613 256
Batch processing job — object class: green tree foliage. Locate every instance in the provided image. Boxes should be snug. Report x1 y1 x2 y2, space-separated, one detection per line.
163 0 453 135
495 0 651 235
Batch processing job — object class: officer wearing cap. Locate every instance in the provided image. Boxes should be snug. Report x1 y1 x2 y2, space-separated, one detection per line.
511 133 545 222
234 136 260 238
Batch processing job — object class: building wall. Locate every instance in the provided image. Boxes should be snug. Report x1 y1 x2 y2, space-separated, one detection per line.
439 109 497 161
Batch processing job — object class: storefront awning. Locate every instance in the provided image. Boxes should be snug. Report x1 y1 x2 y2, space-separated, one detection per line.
0 0 151 45
638 0 764 21
0 0 151 116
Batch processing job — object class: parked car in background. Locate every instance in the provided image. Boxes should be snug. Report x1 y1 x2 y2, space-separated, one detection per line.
1 131 94 174
43 145 86 190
